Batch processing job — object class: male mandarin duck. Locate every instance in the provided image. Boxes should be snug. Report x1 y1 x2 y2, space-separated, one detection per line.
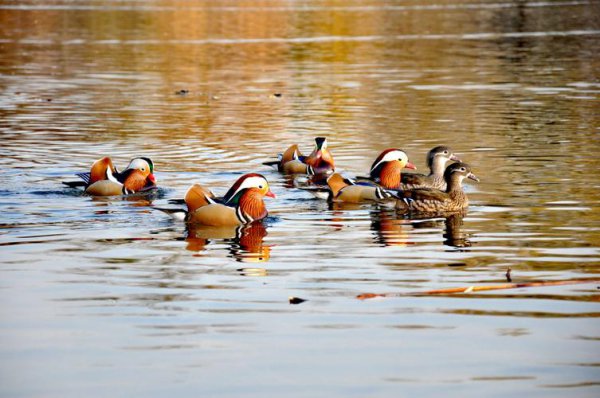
395 162 479 213
263 137 335 175
64 156 156 196
325 173 395 204
361 148 417 190
164 173 275 226
400 146 461 190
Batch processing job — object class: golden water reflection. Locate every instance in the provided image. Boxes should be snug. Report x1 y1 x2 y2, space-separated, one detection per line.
186 222 270 263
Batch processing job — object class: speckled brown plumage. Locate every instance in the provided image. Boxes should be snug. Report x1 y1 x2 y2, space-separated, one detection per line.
396 162 478 213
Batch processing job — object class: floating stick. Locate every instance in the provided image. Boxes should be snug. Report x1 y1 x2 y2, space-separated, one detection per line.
357 278 600 300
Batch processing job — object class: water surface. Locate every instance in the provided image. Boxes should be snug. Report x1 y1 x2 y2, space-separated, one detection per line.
1 0 599 397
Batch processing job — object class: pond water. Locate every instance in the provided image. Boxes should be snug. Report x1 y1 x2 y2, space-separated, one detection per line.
1 0 599 396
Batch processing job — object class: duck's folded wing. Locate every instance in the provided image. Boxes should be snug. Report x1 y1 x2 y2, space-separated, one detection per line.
400 173 427 186
404 188 448 202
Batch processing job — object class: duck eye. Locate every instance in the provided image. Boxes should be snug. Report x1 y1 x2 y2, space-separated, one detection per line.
444 151 448 154
460 167 466 171
259 185 263 189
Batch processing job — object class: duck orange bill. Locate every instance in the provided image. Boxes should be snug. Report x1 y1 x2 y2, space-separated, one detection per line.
404 162 417 170
265 190 276 198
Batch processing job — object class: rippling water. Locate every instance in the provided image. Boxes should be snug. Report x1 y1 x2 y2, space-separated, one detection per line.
1 0 599 396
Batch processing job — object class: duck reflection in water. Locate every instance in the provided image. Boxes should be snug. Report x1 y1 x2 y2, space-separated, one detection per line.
407 211 471 248
370 209 412 247
185 222 270 262
442 212 470 248
371 210 471 248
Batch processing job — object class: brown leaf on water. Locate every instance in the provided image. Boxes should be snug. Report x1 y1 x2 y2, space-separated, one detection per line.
356 293 380 300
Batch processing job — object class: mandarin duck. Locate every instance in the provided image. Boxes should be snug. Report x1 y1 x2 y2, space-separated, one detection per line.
400 146 460 190
395 162 479 213
263 137 335 175
63 156 156 196
162 173 275 226
358 148 417 189
324 173 395 204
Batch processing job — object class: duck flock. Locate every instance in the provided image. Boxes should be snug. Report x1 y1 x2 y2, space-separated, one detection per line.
64 137 479 226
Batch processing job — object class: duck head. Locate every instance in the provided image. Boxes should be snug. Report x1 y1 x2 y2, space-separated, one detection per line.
305 137 335 172
428 146 461 175
444 162 479 189
222 173 276 205
369 149 416 189
127 157 154 172
120 157 156 193
223 173 275 223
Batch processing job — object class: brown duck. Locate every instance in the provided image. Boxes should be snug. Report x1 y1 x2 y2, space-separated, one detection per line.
396 162 479 213
400 146 461 190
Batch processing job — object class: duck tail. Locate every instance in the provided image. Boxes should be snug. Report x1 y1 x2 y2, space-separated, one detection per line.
75 172 91 185
154 207 187 221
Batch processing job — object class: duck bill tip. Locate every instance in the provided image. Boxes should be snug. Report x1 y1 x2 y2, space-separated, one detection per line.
265 190 276 198
467 173 480 182
405 162 417 170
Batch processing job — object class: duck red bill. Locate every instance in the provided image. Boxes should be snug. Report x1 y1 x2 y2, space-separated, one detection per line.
148 173 156 184
405 162 417 170
266 190 276 198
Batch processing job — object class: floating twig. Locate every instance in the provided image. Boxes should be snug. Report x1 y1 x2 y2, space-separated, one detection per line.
357 278 600 300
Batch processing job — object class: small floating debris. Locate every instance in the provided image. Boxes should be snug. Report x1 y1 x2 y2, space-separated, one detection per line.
289 296 307 305
505 267 512 282
237 267 267 276
175 89 189 95
272 93 282 98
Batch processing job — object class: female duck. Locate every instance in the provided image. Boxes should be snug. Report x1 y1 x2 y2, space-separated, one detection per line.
400 146 460 190
396 162 479 213
177 173 276 226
